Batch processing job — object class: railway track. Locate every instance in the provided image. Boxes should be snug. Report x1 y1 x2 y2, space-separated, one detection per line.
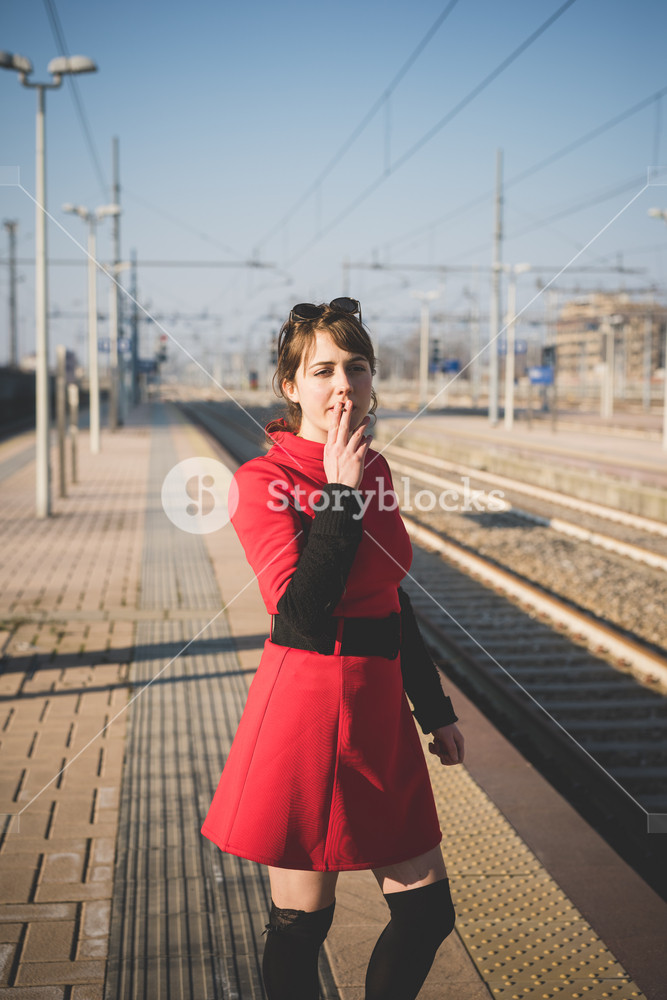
179 399 667 900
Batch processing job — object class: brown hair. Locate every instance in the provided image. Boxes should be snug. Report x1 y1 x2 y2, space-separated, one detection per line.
266 304 377 435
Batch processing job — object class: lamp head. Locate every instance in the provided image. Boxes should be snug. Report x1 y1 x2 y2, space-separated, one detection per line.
62 203 91 221
47 55 97 78
0 51 33 75
96 204 121 219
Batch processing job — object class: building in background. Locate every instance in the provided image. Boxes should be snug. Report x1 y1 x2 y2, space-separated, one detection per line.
555 292 666 407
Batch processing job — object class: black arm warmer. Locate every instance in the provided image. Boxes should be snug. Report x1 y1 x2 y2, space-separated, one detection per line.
398 587 458 733
275 484 363 639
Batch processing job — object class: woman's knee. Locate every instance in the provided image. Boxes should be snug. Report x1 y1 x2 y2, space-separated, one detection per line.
262 901 335 1000
265 899 336 945
373 844 447 895
267 866 338 911
384 878 455 948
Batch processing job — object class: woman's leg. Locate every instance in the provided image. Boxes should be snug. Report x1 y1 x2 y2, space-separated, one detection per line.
262 868 339 1000
365 846 456 1000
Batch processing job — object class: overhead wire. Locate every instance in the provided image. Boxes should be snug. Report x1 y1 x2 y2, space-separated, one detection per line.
283 0 579 268
42 0 108 200
254 0 463 253
123 189 245 260
508 173 647 241
383 82 667 259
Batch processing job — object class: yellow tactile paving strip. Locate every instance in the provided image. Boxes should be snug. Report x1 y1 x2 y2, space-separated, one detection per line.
424 746 647 999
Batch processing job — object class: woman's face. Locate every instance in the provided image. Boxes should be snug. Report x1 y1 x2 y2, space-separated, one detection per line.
283 329 374 443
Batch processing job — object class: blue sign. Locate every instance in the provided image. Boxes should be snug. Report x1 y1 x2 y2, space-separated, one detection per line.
528 365 554 385
498 338 528 356
97 337 131 354
442 359 460 373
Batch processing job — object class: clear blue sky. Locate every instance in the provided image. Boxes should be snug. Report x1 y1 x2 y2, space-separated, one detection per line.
2 0 667 371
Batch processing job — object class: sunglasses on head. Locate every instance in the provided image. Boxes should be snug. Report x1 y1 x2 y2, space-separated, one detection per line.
289 297 362 326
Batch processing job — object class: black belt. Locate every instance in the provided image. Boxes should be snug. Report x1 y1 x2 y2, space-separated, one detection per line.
270 612 401 659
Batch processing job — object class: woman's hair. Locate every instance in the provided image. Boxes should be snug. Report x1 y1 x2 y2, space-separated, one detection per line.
266 303 377 435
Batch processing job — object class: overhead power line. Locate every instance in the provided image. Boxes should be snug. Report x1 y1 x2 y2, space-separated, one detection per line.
123 189 245 260
384 81 667 258
42 0 108 200
284 0 579 268
508 173 647 241
254 0 463 252
507 84 667 190
440 173 648 268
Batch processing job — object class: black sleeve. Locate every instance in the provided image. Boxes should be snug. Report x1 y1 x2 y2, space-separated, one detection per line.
398 586 458 734
276 483 364 638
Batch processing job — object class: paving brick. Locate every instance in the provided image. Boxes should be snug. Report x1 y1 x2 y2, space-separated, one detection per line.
22 922 76 963
39 853 85 885
34 884 109 904
94 787 118 811
0 943 16 986
92 809 119 831
75 937 106 960
0 924 23 944
0 869 36 905
0 988 64 999
87 866 112 884
70 984 103 1000
0 855 41 875
80 901 110 940
15 960 105 986
0 839 88 858
89 839 114 867
45 821 117 842
0 905 76 924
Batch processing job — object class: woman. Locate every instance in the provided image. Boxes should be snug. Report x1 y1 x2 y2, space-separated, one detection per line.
202 297 465 1000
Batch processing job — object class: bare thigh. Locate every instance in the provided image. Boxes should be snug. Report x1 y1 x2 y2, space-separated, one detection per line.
268 866 339 911
371 845 447 895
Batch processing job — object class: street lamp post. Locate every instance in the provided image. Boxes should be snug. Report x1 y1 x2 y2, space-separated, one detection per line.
62 203 119 454
411 289 440 407
648 208 667 451
503 263 530 431
1 51 97 517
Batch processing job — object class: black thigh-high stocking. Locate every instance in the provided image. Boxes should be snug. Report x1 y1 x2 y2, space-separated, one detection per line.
262 899 335 1000
365 879 456 1000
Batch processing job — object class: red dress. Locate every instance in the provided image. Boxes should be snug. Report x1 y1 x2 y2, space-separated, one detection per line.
201 427 443 871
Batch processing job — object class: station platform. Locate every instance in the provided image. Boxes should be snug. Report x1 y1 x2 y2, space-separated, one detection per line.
373 409 667 519
0 400 665 1000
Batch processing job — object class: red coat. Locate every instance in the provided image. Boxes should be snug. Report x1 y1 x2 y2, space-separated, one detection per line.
201 426 442 871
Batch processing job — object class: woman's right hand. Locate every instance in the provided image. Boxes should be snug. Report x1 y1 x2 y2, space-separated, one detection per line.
323 399 372 489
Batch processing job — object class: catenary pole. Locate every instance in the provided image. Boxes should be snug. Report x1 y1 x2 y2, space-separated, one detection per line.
87 217 100 453
110 137 122 429
489 149 503 425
